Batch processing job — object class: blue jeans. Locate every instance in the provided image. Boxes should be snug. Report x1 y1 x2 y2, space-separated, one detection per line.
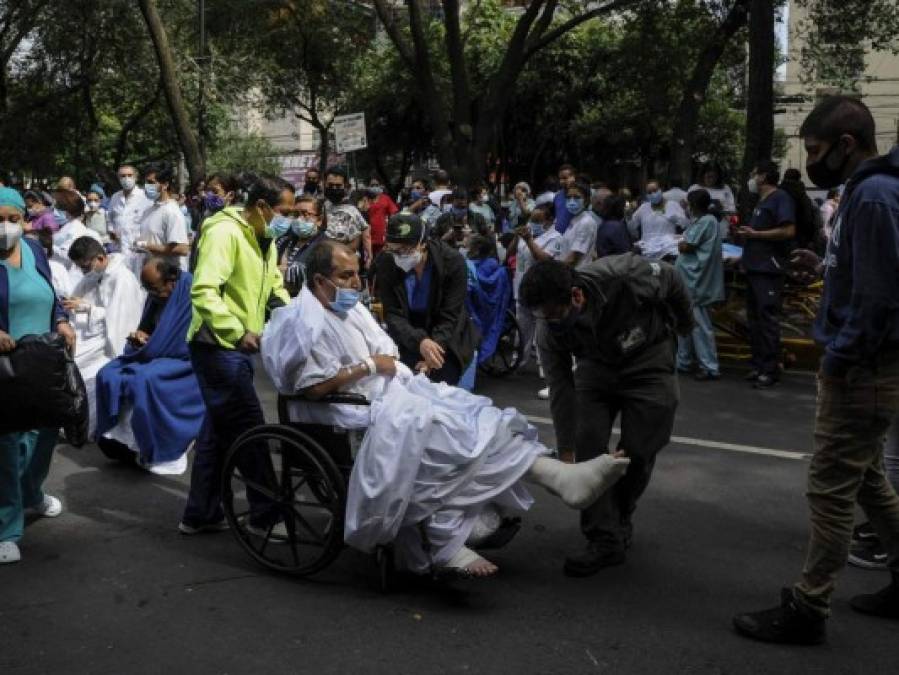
677 304 719 375
0 428 58 542
182 344 273 527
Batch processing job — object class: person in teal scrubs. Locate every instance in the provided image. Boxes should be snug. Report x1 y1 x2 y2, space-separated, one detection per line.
0 186 76 564
675 188 725 380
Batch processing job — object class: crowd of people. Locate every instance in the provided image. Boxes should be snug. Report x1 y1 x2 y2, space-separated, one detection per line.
1 94 898 646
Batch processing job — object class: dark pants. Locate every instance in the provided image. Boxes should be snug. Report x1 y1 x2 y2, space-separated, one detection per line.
574 340 680 553
182 344 273 527
795 354 899 616
745 272 785 377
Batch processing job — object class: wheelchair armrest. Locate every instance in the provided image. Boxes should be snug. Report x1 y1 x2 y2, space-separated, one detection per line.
277 392 371 406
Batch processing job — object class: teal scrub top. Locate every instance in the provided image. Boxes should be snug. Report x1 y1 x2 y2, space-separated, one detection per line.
675 214 725 307
0 241 55 340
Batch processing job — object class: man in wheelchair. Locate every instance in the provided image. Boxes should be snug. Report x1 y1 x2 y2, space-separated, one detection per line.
262 241 630 578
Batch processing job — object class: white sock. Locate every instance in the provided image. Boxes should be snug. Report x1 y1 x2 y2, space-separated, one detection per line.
527 455 630 510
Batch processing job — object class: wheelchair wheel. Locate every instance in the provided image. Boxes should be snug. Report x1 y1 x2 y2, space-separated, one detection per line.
222 424 346 577
479 310 523 377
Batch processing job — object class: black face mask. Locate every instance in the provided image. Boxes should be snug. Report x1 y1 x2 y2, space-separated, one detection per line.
547 306 580 334
807 140 849 189
303 181 318 194
324 187 346 204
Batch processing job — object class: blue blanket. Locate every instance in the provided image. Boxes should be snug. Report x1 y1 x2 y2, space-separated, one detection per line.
95 272 204 465
465 258 512 364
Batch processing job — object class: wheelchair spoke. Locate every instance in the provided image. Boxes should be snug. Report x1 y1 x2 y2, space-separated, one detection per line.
232 472 280 503
289 505 328 545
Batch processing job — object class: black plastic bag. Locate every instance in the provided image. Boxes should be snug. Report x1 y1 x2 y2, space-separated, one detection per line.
0 332 89 445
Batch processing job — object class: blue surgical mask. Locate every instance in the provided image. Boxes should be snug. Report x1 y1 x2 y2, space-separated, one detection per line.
326 278 359 315
565 197 584 215
291 219 317 238
53 208 68 226
648 191 663 206
266 214 293 239
530 221 546 237
410 189 424 201
144 183 160 201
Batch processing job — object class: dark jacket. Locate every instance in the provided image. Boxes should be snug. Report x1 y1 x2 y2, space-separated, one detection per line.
816 145 899 376
375 239 480 369
537 253 694 452
0 237 66 334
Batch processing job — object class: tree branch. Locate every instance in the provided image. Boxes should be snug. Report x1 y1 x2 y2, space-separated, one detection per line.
371 0 416 70
441 0 472 132
523 0 641 60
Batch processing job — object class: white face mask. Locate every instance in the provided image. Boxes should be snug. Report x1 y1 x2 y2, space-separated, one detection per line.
747 177 759 195
87 200 100 211
119 176 136 191
393 249 422 273
0 220 23 251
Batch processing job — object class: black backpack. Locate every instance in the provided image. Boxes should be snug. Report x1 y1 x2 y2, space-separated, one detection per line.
779 179 820 248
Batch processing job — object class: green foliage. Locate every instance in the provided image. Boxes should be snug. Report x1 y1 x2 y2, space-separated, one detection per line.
206 126 282 177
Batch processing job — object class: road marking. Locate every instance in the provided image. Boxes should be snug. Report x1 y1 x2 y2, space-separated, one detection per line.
525 415 809 461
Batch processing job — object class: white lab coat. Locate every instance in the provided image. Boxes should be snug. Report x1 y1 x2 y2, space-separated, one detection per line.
262 288 548 573
69 254 146 437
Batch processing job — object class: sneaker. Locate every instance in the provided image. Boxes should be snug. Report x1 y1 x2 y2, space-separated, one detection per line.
753 374 778 389
0 541 21 564
178 520 229 535
246 520 289 543
850 574 899 619
31 495 62 518
848 540 888 570
694 370 720 381
852 522 878 543
537 387 550 400
743 369 760 382
563 541 626 577
733 588 826 645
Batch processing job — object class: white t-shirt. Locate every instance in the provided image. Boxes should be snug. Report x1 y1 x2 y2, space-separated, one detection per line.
559 210 599 270
139 199 189 270
429 188 452 207
514 227 562 297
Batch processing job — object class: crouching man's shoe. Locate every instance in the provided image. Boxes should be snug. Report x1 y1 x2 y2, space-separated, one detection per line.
733 588 826 645
850 573 899 620
563 541 626 577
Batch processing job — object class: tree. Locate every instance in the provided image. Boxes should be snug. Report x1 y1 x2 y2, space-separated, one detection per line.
206 125 282 176
738 0 776 219
371 0 642 186
668 0 749 188
137 0 205 184
0 0 53 113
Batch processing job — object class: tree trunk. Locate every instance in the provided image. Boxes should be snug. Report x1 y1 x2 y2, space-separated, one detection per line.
316 122 330 176
739 0 776 220
137 0 205 184
668 0 749 188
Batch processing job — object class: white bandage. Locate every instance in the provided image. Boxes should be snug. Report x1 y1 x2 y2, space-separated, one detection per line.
364 357 376 376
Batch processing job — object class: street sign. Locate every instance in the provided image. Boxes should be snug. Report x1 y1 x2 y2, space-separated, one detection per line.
333 113 367 154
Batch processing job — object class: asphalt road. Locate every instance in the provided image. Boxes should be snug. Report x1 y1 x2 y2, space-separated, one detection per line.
2 362 896 675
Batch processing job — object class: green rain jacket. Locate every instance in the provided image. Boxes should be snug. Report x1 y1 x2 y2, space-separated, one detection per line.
188 206 290 349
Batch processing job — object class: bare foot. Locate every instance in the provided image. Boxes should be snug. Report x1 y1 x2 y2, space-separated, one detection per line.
465 556 499 578
444 546 499 578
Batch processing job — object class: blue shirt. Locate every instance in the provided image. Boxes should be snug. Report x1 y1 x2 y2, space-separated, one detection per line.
742 189 795 274
595 218 631 259
816 147 899 375
553 190 572 235
0 240 55 340
405 261 433 317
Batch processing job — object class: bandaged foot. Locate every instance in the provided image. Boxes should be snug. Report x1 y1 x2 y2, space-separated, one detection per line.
528 453 630 510
442 546 499 578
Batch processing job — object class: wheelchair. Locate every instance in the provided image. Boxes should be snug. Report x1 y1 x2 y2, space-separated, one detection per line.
220 392 395 589
477 309 524 378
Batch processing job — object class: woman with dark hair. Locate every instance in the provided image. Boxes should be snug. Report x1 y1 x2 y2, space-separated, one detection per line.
595 194 632 259
277 194 326 296
180 172 291 535
675 189 724 381
688 161 736 214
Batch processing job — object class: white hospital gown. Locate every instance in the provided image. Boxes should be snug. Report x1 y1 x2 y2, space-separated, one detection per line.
261 288 549 572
